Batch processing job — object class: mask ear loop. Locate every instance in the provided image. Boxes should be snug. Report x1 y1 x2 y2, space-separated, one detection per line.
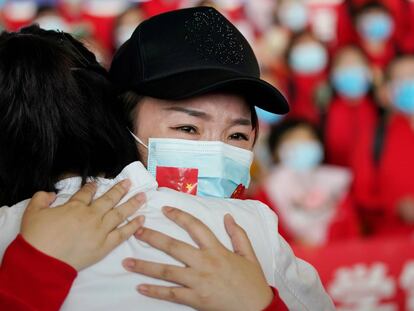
129 130 148 149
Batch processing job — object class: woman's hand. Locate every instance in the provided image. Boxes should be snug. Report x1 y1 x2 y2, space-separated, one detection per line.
122 207 273 311
21 180 146 271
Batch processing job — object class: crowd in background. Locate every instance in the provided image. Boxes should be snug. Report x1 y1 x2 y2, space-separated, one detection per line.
1 0 414 248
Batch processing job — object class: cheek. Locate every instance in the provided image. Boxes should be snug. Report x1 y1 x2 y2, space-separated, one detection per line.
227 131 256 150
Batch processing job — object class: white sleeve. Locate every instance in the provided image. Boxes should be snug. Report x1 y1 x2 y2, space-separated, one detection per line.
257 202 335 311
0 202 27 263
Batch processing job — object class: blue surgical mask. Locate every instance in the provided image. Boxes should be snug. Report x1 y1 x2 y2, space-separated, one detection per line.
278 141 323 172
358 14 393 42
289 43 328 75
332 66 371 99
255 107 283 125
278 2 308 32
391 80 414 115
131 134 253 198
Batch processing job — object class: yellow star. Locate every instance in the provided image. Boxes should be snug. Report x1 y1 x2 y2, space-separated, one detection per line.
185 183 194 191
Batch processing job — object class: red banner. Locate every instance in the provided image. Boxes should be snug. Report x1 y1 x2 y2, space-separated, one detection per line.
293 236 414 310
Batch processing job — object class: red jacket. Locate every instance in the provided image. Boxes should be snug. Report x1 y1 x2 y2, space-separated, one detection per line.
351 113 414 235
0 235 77 311
288 71 327 125
0 235 286 310
325 96 378 167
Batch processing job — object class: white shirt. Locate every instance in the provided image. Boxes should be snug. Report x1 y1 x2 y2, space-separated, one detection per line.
0 162 334 311
264 165 352 245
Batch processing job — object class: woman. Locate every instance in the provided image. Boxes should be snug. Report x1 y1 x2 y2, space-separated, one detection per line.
252 119 360 246
325 45 378 167
108 6 332 310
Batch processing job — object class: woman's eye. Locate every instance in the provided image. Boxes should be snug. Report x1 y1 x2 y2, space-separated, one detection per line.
174 126 198 134
229 133 249 141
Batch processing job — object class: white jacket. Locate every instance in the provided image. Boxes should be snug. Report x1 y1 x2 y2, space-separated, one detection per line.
0 161 334 311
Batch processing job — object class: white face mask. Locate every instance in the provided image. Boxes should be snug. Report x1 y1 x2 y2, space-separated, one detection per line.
130 132 253 198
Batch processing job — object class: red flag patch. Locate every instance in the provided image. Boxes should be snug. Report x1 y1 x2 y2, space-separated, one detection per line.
155 166 198 195
231 184 246 199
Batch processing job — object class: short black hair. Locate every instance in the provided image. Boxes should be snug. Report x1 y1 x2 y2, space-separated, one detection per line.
268 118 322 162
0 25 139 206
351 1 390 20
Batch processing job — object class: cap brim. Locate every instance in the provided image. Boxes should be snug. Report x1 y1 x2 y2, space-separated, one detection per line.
131 69 290 114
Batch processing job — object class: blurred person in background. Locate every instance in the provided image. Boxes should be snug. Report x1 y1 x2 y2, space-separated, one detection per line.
324 45 378 168
252 119 360 247
352 1 395 74
286 31 329 124
350 0 414 53
352 54 414 236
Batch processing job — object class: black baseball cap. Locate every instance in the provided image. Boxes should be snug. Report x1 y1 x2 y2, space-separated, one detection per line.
109 6 289 114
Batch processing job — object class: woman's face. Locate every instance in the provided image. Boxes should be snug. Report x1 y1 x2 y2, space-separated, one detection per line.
133 93 256 166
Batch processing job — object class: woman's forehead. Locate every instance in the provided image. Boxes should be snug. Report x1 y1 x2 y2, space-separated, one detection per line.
142 93 251 117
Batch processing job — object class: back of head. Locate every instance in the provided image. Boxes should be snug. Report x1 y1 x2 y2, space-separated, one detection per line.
0 25 138 206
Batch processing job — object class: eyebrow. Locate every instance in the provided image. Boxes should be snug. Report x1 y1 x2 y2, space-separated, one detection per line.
163 106 252 127
231 118 252 127
163 106 211 120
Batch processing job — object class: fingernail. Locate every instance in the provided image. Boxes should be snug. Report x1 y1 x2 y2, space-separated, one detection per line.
135 227 144 238
137 285 148 294
123 259 135 270
134 193 146 203
225 213 235 223
121 179 131 190
162 206 174 214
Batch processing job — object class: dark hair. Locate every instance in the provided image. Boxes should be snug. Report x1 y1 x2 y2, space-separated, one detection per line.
119 90 260 144
0 25 139 206
351 1 390 20
268 118 323 162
